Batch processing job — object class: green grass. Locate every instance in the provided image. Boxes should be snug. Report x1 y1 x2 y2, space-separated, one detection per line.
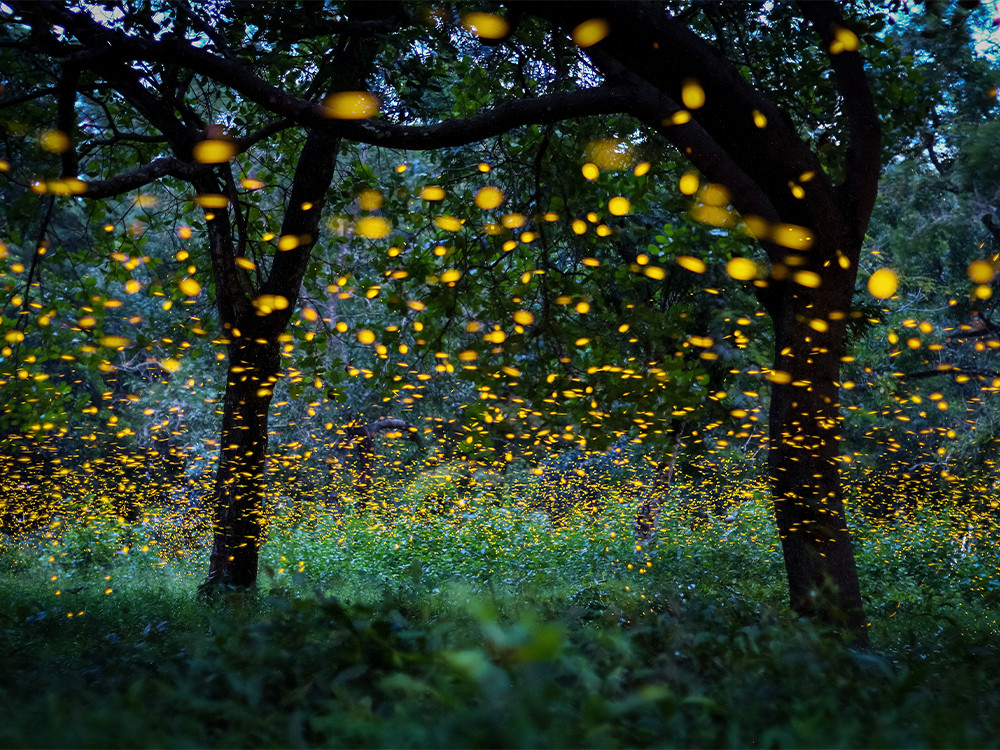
1 491 999 748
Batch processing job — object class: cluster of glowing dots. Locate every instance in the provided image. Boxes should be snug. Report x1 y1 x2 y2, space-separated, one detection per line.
13 46 1000 597
968 259 996 300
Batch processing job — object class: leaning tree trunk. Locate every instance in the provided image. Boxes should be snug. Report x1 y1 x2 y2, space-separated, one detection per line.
202 335 280 588
526 0 879 642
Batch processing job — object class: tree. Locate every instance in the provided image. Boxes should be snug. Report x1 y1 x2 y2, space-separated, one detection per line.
533 2 882 637
1 0 906 638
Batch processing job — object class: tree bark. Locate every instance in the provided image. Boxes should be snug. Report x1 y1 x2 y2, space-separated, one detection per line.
766 269 866 638
528 0 877 640
198 5 386 591
203 337 280 588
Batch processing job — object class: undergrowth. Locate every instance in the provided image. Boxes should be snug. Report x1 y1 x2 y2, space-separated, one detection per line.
1 493 999 748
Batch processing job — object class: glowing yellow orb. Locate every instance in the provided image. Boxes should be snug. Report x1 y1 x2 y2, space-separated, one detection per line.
867 268 898 299
608 197 630 216
571 18 609 47
726 257 757 281
475 186 504 210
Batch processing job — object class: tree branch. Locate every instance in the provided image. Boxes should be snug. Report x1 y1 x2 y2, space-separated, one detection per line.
529 1 823 221
168 0 236 60
903 366 1000 381
221 163 249 265
798 1 881 242
327 87 641 149
361 417 417 440
235 117 295 151
0 86 59 110
586 49 781 225
18 3 654 152
97 61 198 156
13 195 56 330
258 125 341 335
80 157 212 198
191 172 255 327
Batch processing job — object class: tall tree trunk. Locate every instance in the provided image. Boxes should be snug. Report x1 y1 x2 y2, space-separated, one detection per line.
765 241 866 641
197 5 388 591
528 0 879 641
203 336 280 588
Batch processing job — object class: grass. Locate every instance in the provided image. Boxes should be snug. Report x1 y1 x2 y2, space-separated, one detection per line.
1 482 999 748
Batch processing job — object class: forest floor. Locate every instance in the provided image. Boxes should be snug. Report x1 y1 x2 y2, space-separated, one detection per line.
1 492 999 748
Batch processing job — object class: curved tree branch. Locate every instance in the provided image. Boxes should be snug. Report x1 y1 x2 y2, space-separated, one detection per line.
11 195 56 330
529 2 824 219
326 87 640 148
12 2 658 152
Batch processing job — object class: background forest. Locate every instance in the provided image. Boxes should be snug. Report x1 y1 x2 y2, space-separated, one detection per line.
3 0 1000 747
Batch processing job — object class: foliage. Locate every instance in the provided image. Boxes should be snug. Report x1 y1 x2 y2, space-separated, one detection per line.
3 0 1000 742
2 496 1000 748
